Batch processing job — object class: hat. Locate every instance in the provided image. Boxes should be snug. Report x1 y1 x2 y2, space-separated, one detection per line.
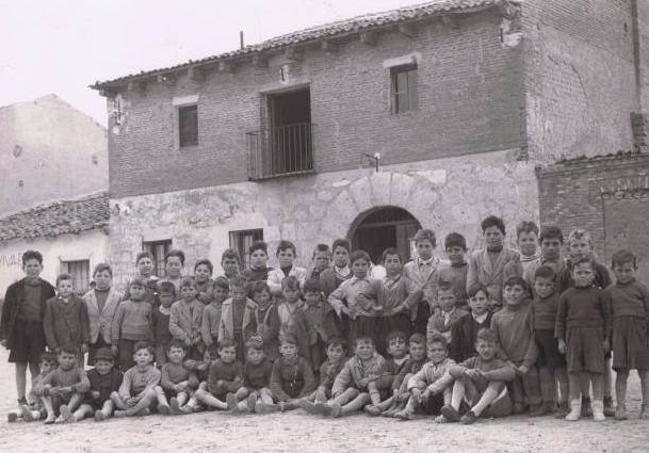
94 348 114 362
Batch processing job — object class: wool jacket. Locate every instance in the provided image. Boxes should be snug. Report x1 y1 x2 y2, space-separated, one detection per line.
605 279 649 321
83 287 123 345
207 359 243 396
160 362 199 390
0 277 55 348
111 299 153 342
407 357 456 393
555 286 612 340
449 311 493 363
243 357 274 390
169 299 204 343
467 247 520 303
217 297 258 344
331 353 386 396
200 302 223 347
426 308 469 345
403 257 440 318
43 295 90 351
87 368 123 404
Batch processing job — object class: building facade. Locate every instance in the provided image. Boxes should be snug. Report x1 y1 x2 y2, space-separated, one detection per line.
93 0 648 283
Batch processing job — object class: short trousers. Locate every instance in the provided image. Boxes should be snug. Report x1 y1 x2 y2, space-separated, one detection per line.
566 326 605 373
534 329 565 368
8 319 46 364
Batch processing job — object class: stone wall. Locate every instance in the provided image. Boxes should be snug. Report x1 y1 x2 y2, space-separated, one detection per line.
108 149 538 286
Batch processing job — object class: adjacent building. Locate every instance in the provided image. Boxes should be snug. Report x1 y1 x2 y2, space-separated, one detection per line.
91 0 649 284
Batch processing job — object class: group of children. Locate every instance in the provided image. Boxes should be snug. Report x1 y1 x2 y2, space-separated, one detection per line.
1 215 648 427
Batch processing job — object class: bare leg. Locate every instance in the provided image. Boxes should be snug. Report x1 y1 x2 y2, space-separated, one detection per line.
340 393 370 416
15 363 28 401
126 389 156 416
471 382 504 417
67 393 84 412
72 404 94 422
41 396 56 423
450 379 466 411
260 388 274 405
155 386 170 414
95 400 114 420
193 389 227 410
234 387 249 401
640 371 649 419
566 373 583 421
331 388 359 406
615 370 629 420
556 366 569 403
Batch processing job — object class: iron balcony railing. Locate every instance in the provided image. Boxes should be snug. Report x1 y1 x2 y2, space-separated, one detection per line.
246 122 314 180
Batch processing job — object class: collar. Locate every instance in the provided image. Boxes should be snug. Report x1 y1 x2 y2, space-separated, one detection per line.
384 273 402 286
472 311 489 323
521 252 541 263
334 265 351 277
350 276 370 285
418 256 435 267
159 306 171 316
442 308 456 317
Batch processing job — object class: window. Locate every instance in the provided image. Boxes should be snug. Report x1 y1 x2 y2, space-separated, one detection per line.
390 65 418 114
61 260 90 295
179 105 198 147
229 229 264 270
143 239 172 277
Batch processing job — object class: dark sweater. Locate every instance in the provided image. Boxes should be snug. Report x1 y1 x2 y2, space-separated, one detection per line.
243 357 274 389
605 279 649 320
449 311 492 363
270 356 316 401
43 295 90 351
557 260 611 294
555 286 612 340
87 368 123 403
152 307 172 347
392 357 426 391
533 293 560 330
207 359 243 396
318 358 346 391
242 266 273 283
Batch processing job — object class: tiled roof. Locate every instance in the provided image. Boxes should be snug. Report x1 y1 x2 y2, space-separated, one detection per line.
0 192 109 242
92 0 503 88
555 149 649 165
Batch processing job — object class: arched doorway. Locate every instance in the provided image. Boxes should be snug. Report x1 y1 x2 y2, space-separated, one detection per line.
348 206 422 264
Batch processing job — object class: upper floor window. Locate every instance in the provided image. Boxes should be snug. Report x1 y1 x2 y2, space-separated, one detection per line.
179 105 198 147
390 64 418 114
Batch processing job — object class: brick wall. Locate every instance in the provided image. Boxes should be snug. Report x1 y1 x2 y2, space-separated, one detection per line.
108 7 525 198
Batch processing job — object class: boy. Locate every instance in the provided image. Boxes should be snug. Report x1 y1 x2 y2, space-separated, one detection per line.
11 351 57 423
221 248 241 280
299 337 348 412
403 229 440 334
491 276 541 415
437 233 469 309
504 221 541 279
524 225 566 290
532 266 568 417
328 250 379 345
449 284 493 363
1 250 56 407
38 346 90 423
156 339 199 414
318 336 385 418
302 278 329 372
308 244 331 280
67 348 123 421
397 333 456 420
201 276 228 357
218 275 259 361
192 339 243 411
441 328 516 424
123 251 159 305
426 283 468 347
153 282 175 367
251 281 280 362
111 277 154 371
467 216 519 305
229 336 274 413
369 333 428 417
242 241 274 283
267 240 308 297
266 333 316 412
320 238 353 341
43 274 90 361
83 263 123 365
369 330 409 413
194 259 214 305
276 276 311 363
169 277 205 360
111 341 161 417
161 249 186 292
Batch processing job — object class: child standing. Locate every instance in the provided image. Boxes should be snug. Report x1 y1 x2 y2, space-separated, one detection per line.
193 339 243 411
320 239 353 341
437 233 469 310
277 276 311 363
267 334 316 412
229 336 274 413
251 281 280 362
491 276 541 415
441 328 516 424
43 274 90 361
397 333 456 421
68 348 123 422
111 342 161 417
155 340 199 415
302 278 329 372
12 351 58 423
308 244 331 280
37 347 90 423
152 282 175 367
532 266 568 417
218 276 259 361
449 284 493 363
201 276 228 357
169 277 204 360
194 259 214 305
267 240 307 297
504 221 541 279
318 336 385 418
161 249 186 293
221 249 241 281
605 250 649 420
426 283 468 347
523 225 566 290
243 241 274 283
123 251 158 305
111 277 154 371
555 257 612 421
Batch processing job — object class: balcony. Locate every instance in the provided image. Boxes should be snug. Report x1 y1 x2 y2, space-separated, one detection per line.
246 122 314 180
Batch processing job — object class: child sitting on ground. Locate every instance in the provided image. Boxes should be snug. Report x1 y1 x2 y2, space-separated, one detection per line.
397 333 456 421
368 333 428 417
267 240 308 297
11 351 58 423
194 259 214 305
111 341 161 417
532 266 569 417
364 330 409 415
449 284 493 363
426 282 468 347
491 276 541 415
67 347 123 422
201 276 228 358
318 336 385 418
37 346 90 424
218 276 258 361
298 337 348 413
556 257 612 422
155 340 199 415
266 333 316 413
604 250 649 420
228 336 274 413
169 277 204 360
153 282 175 367
192 339 243 411
441 328 516 424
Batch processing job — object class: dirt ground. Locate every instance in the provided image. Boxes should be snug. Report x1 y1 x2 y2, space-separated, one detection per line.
0 349 647 453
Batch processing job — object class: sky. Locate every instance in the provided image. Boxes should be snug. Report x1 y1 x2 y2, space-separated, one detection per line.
1 0 422 126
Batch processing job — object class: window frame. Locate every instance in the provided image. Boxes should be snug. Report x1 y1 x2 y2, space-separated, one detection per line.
60 259 91 295
390 64 418 115
229 229 264 270
178 104 199 148
142 239 172 277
